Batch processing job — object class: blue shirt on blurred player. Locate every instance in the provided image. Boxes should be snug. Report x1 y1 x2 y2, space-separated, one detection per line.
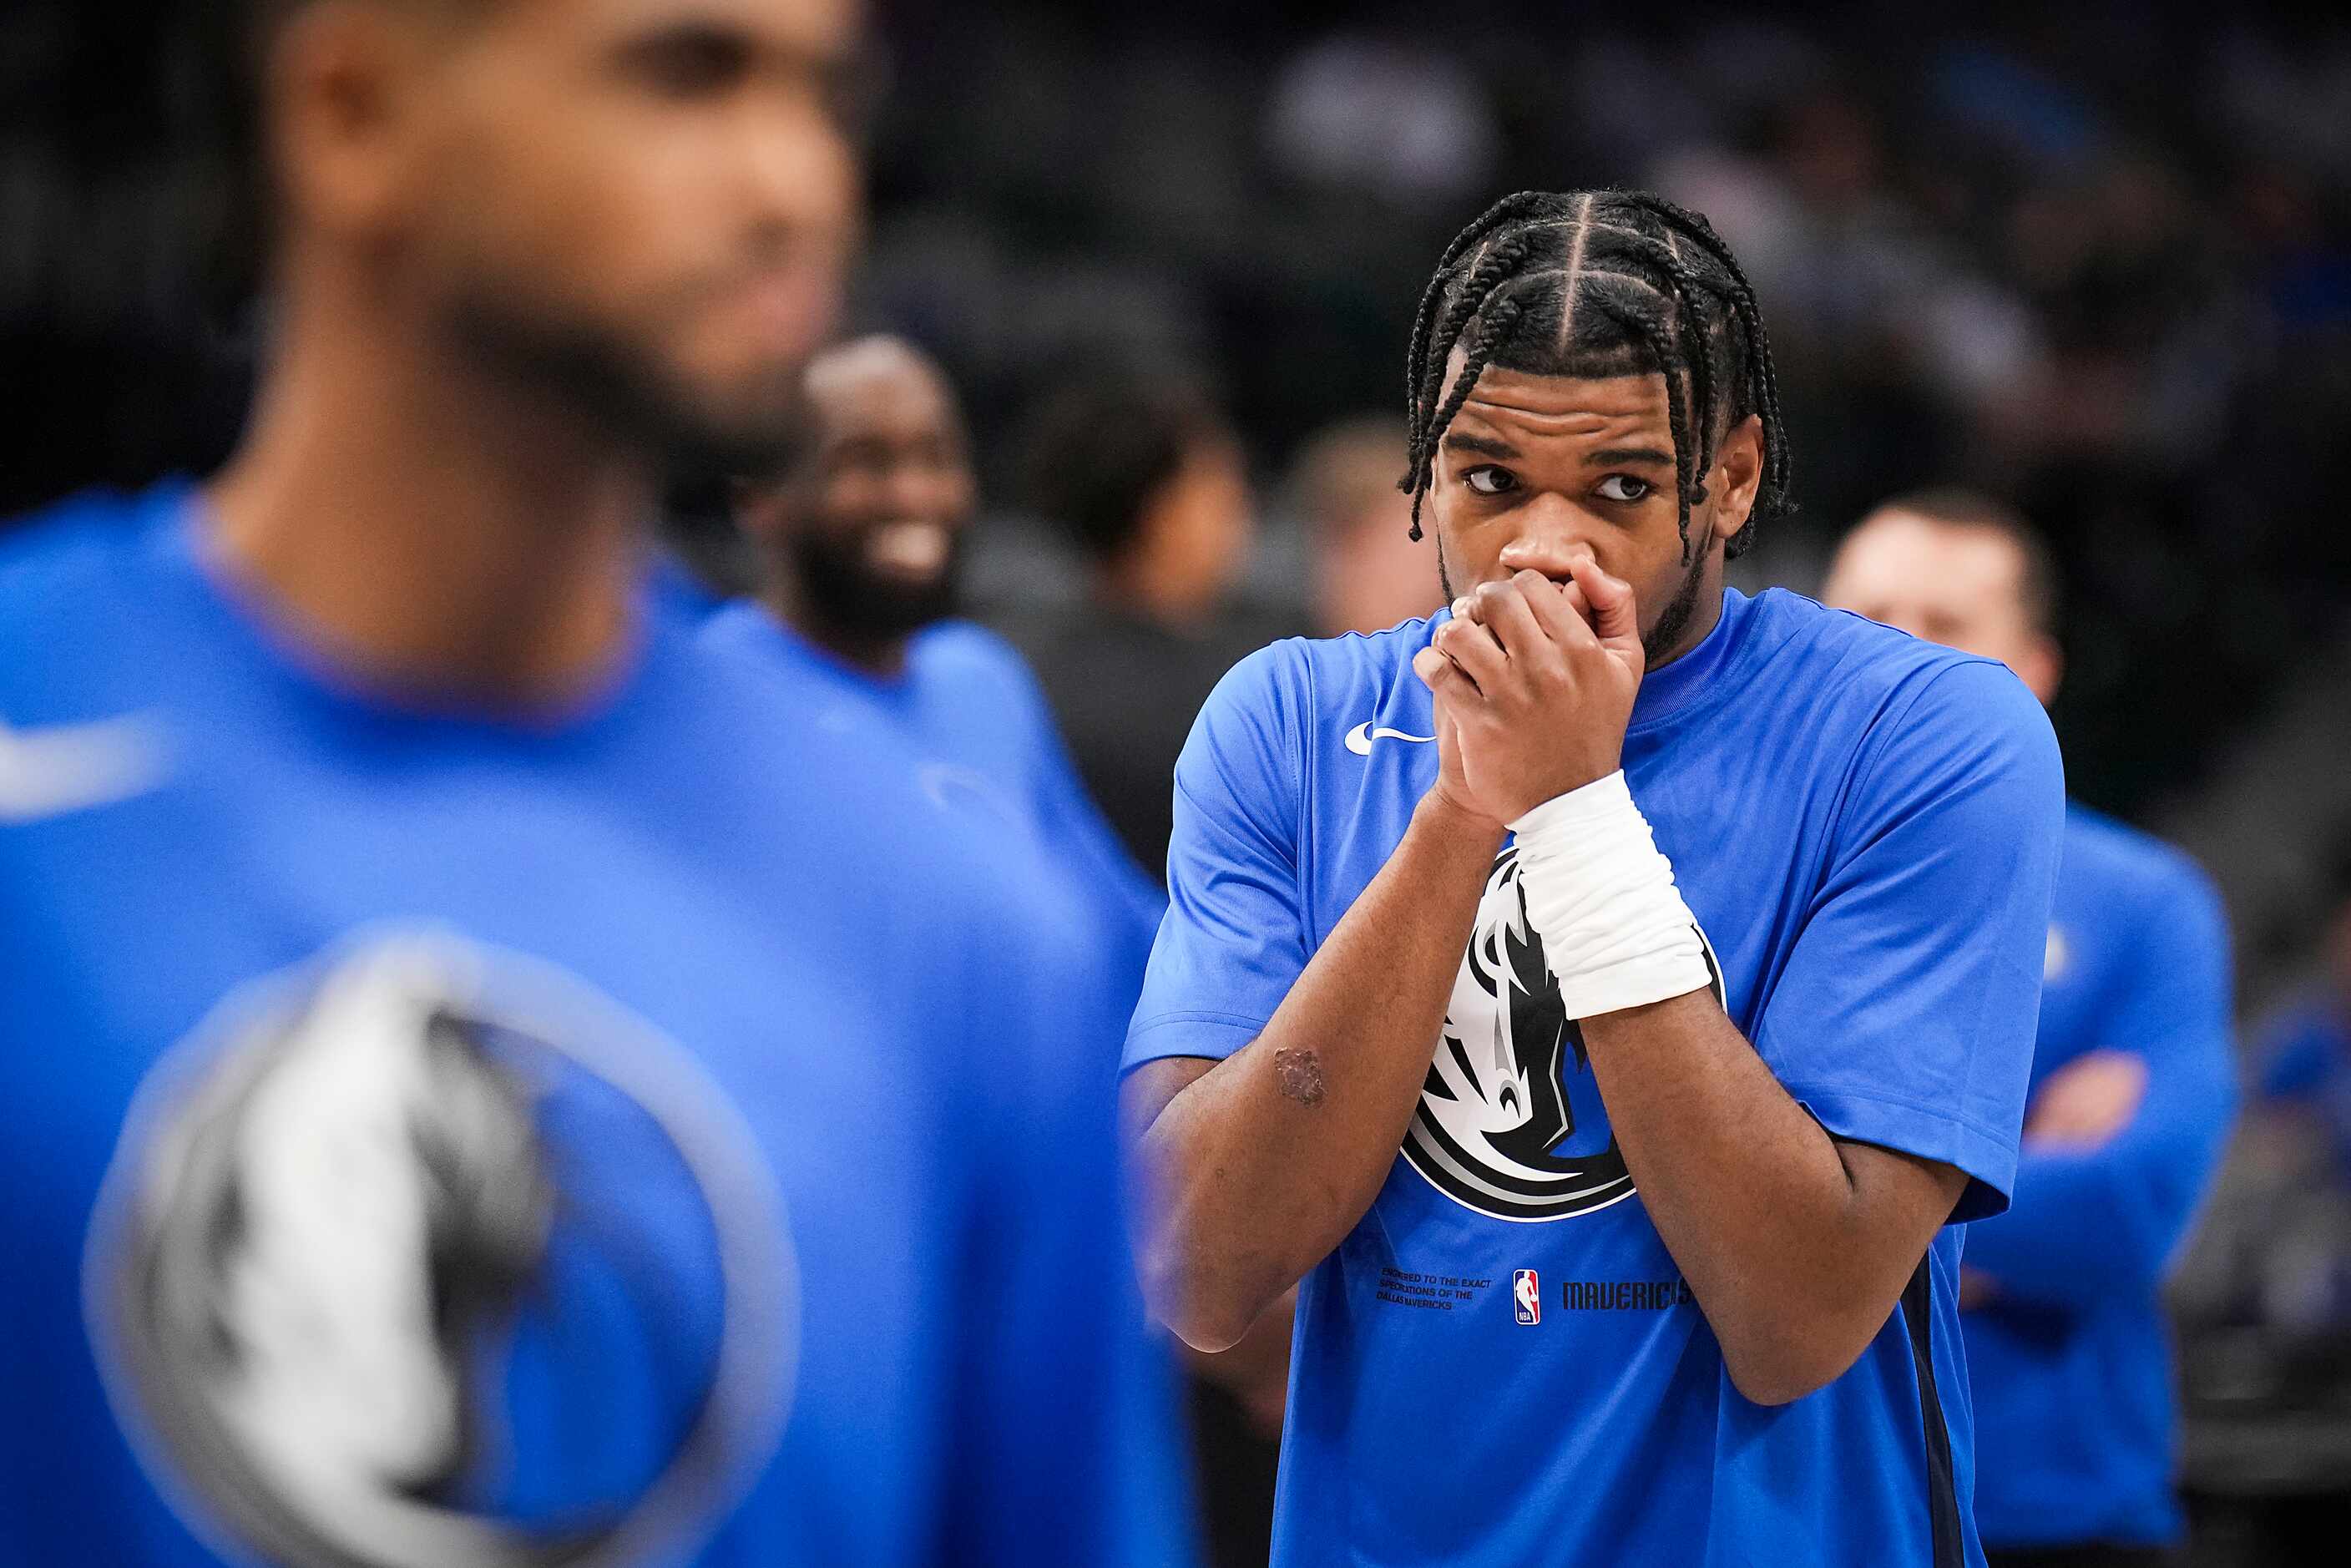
701 602 1165 1015
0 483 1195 1568
1129 585 2064 1566
1959 807 2236 1551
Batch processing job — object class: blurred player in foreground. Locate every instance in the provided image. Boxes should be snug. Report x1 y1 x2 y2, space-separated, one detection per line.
708 332 1164 1033
0 3 1191 1565
1826 493 2236 1568
1123 189 2065 1566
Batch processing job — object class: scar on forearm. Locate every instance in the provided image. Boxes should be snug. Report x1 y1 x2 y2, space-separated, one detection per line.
1272 1046 1327 1108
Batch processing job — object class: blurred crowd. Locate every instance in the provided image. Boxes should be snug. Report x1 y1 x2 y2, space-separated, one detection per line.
845 5 2351 823
8 3 2351 1565
10 4 2349 814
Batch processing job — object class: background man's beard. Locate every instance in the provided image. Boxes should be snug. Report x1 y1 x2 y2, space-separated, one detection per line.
791 527 965 642
1435 534 1711 668
444 290 810 478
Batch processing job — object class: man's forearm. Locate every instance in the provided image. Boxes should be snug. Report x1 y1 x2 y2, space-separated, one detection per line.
1135 792 1502 1350
1973 1011 2237 1308
1961 1150 2151 1307
1581 991 1968 1404
1968 1110 2222 1307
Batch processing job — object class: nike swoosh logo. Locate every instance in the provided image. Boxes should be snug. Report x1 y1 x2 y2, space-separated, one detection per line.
0 712 169 822
1344 721 1436 756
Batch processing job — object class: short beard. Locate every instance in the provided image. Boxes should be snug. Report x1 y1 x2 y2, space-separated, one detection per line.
443 289 807 478
1640 544 1711 668
790 526 964 645
1435 532 1711 669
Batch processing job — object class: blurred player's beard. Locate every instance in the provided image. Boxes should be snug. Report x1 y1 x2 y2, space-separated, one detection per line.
442 286 812 479
791 524 965 641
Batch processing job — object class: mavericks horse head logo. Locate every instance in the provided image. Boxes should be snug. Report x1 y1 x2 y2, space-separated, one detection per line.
86 931 796 1568
1400 847 1723 1222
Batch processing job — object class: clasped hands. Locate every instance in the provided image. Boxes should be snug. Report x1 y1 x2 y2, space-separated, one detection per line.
1409 559 1645 830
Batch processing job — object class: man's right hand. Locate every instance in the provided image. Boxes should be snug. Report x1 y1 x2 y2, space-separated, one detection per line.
1413 567 1642 827
1416 671 1504 837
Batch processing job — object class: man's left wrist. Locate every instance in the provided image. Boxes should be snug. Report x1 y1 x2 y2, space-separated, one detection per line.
1511 768 1635 837
1509 771 1710 1021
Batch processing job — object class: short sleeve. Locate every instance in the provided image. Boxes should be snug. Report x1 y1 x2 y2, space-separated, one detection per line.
1750 659 2066 1223
1122 643 1311 1075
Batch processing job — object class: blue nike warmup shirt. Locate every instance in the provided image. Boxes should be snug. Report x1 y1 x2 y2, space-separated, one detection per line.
0 483 1195 1568
1127 587 2065 1567
1960 805 2235 1550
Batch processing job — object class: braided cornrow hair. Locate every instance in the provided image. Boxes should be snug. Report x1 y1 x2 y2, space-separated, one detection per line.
1398 189 1796 559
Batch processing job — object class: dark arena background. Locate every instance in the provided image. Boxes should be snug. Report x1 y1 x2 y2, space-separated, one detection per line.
7 3 2351 1565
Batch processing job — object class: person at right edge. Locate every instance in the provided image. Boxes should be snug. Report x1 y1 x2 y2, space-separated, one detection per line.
1123 190 2066 1567
1826 492 2237 1568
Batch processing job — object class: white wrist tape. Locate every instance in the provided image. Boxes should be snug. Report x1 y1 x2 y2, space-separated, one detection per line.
1508 771 1711 1020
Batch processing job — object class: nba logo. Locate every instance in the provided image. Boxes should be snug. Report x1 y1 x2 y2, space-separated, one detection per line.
1513 1270 1540 1325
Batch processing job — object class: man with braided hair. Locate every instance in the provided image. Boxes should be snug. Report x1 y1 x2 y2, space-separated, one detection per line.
1124 189 2065 1566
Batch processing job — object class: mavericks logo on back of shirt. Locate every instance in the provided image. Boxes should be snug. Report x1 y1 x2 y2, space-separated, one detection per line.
83 929 797 1568
1402 847 1726 1222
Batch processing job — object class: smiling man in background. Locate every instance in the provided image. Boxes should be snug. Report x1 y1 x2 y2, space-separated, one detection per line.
707 331 1165 1014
